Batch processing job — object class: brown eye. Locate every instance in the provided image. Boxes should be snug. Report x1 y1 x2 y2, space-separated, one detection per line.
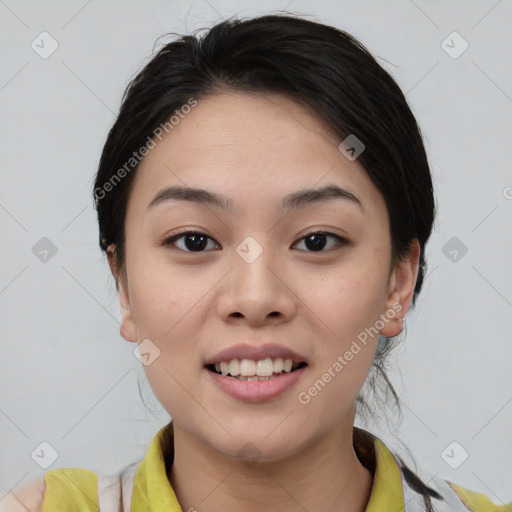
292 232 347 252
163 231 221 252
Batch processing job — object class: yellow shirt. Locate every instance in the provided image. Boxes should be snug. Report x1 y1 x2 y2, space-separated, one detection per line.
39 423 510 512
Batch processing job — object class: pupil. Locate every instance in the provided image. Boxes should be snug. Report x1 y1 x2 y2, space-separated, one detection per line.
185 233 207 251
305 233 326 251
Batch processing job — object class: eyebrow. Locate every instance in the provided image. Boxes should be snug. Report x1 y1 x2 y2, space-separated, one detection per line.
146 184 363 212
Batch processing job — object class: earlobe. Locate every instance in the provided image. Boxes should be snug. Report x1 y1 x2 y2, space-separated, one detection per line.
107 245 138 343
379 239 421 338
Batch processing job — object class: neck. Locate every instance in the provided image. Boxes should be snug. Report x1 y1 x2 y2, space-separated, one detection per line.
168 419 374 512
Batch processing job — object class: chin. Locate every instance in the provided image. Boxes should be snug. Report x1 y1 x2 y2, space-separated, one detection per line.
210 431 300 465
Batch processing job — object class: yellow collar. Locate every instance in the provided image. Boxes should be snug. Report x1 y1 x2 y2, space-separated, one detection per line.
131 423 405 511
362 432 406 511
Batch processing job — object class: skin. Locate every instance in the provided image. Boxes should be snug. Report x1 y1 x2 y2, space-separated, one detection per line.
107 91 420 512
0 479 45 512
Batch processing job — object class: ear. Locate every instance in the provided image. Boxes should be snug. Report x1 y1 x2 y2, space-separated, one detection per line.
107 245 138 343
379 239 421 338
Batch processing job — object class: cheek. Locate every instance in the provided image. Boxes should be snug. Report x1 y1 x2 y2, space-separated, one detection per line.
130 266 204 416
129 259 205 340
301 254 389 396
298 273 382 418
308 260 388 337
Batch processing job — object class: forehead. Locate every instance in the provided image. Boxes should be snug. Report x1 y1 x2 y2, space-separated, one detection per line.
128 92 386 218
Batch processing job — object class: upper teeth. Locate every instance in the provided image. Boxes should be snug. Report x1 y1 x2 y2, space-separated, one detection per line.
215 357 298 377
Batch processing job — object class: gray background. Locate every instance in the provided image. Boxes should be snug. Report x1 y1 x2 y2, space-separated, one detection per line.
1 0 511 505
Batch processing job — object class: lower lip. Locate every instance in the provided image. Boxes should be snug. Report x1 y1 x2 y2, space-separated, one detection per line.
204 366 307 403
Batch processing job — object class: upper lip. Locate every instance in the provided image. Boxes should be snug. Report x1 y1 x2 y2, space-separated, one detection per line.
204 343 308 366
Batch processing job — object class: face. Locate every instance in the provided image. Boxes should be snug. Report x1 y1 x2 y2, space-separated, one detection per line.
110 92 418 461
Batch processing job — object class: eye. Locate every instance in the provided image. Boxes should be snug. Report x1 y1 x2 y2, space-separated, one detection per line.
292 231 347 252
162 230 347 254
162 231 221 252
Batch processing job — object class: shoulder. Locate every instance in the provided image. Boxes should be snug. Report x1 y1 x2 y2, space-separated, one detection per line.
36 461 139 512
443 479 512 512
0 478 45 512
41 467 99 511
401 468 511 512
0 468 100 512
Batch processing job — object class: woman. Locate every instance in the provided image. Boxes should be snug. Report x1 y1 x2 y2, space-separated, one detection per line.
3 13 509 512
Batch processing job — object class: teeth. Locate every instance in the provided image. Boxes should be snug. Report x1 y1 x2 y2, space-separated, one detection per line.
228 359 240 376
212 357 302 377
240 359 256 376
256 358 274 376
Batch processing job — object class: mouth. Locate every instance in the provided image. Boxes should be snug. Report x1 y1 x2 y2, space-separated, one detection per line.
204 357 309 403
204 358 309 381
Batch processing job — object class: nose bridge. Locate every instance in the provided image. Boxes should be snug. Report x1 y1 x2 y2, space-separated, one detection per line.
233 234 279 295
218 234 295 323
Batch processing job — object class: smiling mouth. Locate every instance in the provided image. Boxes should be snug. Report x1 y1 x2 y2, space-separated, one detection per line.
205 359 308 381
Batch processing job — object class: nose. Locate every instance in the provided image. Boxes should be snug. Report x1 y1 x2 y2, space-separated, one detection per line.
216 241 297 327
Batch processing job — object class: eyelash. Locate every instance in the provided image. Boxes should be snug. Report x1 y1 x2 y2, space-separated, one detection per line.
161 230 348 253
